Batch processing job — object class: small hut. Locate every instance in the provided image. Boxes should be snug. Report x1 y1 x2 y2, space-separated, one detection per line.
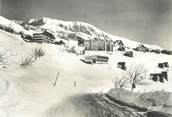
161 71 168 81
133 44 149 52
164 62 169 68
54 40 65 45
118 46 125 51
150 74 158 82
150 73 162 82
123 51 133 57
158 62 169 68
159 74 164 83
150 70 168 83
161 50 172 55
150 49 161 54
117 62 126 70
158 63 164 68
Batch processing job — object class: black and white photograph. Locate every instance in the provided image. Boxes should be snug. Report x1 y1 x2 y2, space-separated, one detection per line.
0 0 172 117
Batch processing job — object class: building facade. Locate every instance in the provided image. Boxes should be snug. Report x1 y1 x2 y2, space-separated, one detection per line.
84 38 113 51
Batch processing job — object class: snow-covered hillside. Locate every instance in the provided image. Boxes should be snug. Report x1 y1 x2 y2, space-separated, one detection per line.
0 16 172 117
0 30 171 117
0 16 33 36
0 16 171 91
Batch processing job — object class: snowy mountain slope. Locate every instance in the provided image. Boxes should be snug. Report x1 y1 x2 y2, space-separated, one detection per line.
0 16 33 36
0 20 172 117
22 17 163 50
0 30 118 117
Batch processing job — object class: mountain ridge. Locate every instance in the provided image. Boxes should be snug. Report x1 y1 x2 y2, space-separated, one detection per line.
0 16 165 50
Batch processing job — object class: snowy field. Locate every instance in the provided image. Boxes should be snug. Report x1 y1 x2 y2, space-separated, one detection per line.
0 29 172 117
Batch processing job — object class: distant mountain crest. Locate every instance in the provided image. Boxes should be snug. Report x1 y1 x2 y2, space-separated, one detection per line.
0 16 166 51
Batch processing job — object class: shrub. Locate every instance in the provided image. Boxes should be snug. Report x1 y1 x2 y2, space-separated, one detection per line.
112 77 130 89
0 49 16 66
107 88 170 113
20 56 34 67
32 47 45 61
133 44 149 52
20 48 45 67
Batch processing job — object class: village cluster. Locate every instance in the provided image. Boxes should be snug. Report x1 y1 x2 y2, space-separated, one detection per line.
0 16 171 86
18 29 171 84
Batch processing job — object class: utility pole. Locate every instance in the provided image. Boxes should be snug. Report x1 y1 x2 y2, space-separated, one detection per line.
74 81 77 87
53 72 59 87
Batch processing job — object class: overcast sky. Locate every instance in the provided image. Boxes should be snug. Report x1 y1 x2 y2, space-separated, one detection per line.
1 0 172 49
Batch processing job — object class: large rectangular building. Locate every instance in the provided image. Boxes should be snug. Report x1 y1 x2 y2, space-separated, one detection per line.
85 55 109 63
84 38 113 51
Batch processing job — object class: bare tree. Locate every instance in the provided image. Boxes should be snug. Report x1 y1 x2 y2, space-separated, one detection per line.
112 75 130 89
20 56 34 67
147 102 163 112
20 47 45 67
126 64 147 91
113 64 148 91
